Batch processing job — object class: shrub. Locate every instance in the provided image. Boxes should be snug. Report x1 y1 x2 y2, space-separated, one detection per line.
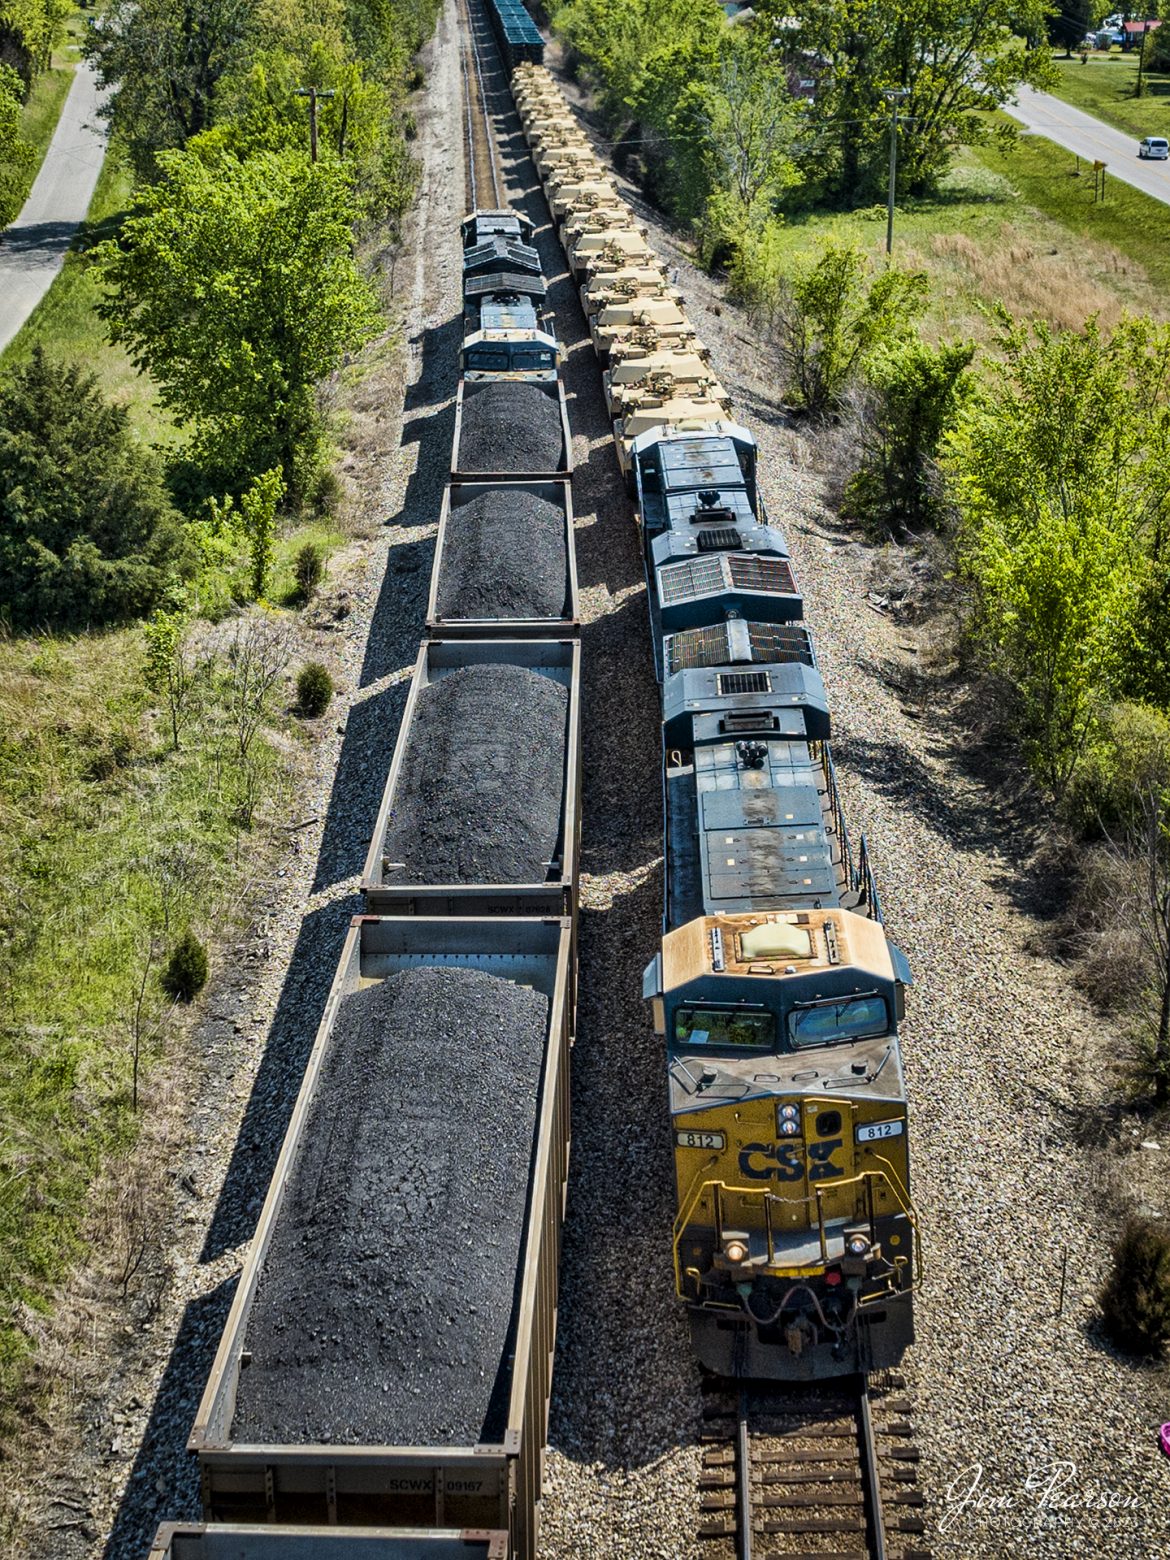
294 541 325 601
773 243 928 417
162 928 208 1001
296 661 333 716
1064 703 1170 838
841 337 976 535
1099 1215 1170 1356
0 348 191 629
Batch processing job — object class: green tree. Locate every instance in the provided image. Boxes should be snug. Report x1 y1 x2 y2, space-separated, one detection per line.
0 0 69 81
763 0 1055 204
0 348 190 629
643 25 802 239
201 41 418 220
96 148 381 494
240 466 284 600
143 606 203 750
85 0 257 171
842 336 976 534
1047 0 1095 57
942 314 1169 789
0 60 33 224
773 242 928 416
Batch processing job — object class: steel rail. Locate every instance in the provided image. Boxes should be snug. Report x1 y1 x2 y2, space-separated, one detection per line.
736 1386 753 1560
858 1374 888 1560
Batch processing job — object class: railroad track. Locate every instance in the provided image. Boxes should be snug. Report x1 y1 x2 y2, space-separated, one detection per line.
699 1373 929 1560
459 0 502 210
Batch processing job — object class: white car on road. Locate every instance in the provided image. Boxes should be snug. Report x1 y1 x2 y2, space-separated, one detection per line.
1139 137 1169 160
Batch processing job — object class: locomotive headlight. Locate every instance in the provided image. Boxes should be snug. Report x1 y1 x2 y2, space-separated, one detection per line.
724 1238 749 1265
779 1118 799 1135
780 1104 798 1119
845 1231 871 1259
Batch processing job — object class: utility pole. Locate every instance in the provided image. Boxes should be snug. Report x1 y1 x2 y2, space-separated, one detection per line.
882 89 910 256
294 87 336 163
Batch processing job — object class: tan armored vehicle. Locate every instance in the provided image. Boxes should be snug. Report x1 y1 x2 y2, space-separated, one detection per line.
534 140 595 179
560 203 632 248
603 352 725 417
614 396 732 482
568 227 655 280
548 177 619 220
591 296 695 360
581 266 674 317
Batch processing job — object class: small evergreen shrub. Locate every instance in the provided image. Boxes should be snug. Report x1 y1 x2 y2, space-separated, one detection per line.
162 929 209 1002
294 541 325 601
296 661 333 717
1099 1215 1170 1356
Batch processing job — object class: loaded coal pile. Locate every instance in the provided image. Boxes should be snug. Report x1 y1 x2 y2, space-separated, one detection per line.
383 663 567 885
232 965 549 1447
436 487 567 621
457 381 563 473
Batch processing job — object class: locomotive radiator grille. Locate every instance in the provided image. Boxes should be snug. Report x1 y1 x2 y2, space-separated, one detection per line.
727 554 796 595
748 623 815 666
717 670 772 696
667 623 814 675
658 553 798 606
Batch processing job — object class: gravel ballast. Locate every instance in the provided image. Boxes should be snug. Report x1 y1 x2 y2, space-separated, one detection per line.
383 663 568 885
457 381 564 473
436 487 567 620
231 965 549 1447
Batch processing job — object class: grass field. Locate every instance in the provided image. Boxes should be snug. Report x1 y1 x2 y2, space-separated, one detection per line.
760 139 1170 344
1050 53 1170 142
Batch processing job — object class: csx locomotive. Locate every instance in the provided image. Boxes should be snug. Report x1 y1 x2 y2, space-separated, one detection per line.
513 62 920 1382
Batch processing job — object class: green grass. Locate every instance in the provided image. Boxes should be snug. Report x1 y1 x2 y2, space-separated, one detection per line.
0 140 178 447
1049 54 1170 142
0 622 300 1412
7 9 87 218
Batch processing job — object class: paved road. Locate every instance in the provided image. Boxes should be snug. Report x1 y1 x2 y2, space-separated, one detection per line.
0 61 111 356
1005 84 1170 207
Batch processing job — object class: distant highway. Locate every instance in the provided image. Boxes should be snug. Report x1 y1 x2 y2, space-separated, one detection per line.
1005 84 1170 207
0 61 111 357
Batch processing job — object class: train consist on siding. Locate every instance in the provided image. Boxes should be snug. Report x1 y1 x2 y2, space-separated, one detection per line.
511 63 920 1383
146 206 579 1559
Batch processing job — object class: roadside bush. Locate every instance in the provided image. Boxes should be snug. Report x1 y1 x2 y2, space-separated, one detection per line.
294 541 325 601
773 243 929 417
296 661 333 716
0 349 191 629
161 928 209 1001
841 337 976 535
1064 703 1170 838
1099 1215 1170 1356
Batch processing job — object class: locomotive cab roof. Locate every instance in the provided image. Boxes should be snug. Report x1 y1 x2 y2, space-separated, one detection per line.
461 209 534 248
644 911 912 1098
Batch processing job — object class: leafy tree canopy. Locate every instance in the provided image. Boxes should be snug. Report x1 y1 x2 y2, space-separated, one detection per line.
0 0 69 81
0 347 191 628
759 0 1056 204
96 148 381 493
0 59 33 224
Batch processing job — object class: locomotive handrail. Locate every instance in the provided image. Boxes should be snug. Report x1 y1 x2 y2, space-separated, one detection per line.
672 1168 920 1298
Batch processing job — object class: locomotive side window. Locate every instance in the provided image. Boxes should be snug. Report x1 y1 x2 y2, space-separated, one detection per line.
787 994 888 1049
674 1006 775 1050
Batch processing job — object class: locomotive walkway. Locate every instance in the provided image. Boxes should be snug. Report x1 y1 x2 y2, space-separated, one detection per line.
0 61 110 356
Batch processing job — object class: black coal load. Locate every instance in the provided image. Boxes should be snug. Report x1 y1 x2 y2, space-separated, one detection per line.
436 488 566 621
232 965 549 1447
383 663 567 885
457 381 563 473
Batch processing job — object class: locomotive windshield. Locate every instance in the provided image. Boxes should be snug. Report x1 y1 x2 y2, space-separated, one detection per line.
787 993 888 1049
675 1006 775 1049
